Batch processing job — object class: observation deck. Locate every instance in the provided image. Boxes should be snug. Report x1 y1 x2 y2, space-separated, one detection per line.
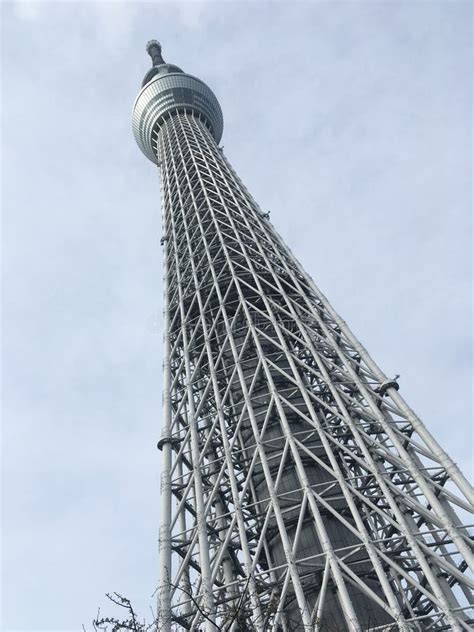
132 41 223 164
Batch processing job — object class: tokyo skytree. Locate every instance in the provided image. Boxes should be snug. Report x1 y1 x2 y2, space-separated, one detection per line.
132 41 473 631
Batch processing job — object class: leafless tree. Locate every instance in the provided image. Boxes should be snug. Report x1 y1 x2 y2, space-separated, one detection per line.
88 586 402 631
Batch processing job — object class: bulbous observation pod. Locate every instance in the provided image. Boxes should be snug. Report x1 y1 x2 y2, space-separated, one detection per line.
132 40 223 164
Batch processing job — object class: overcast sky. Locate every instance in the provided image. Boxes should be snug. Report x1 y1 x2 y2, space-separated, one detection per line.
1 1 472 630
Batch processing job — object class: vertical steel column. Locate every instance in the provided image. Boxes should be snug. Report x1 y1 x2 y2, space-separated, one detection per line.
157 172 172 632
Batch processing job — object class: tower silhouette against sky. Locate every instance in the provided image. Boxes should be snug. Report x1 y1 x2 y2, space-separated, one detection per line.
132 41 473 631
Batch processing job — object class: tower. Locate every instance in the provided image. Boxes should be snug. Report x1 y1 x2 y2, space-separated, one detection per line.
132 41 473 631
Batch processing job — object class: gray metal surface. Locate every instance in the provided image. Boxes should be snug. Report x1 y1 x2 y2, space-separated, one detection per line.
133 47 474 632
133 71 223 163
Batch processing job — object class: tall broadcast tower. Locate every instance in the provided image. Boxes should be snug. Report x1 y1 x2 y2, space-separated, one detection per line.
132 41 473 631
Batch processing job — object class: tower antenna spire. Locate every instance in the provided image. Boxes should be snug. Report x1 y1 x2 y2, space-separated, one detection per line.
146 39 165 66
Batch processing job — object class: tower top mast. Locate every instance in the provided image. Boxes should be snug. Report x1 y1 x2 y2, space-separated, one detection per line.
146 40 165 66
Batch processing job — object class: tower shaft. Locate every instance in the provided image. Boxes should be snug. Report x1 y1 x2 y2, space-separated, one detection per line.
154 112 473 631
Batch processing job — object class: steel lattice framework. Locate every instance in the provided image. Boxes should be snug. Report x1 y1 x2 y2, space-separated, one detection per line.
133 42 474 632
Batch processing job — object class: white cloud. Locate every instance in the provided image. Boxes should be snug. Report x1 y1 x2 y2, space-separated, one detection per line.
12 0 45 21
